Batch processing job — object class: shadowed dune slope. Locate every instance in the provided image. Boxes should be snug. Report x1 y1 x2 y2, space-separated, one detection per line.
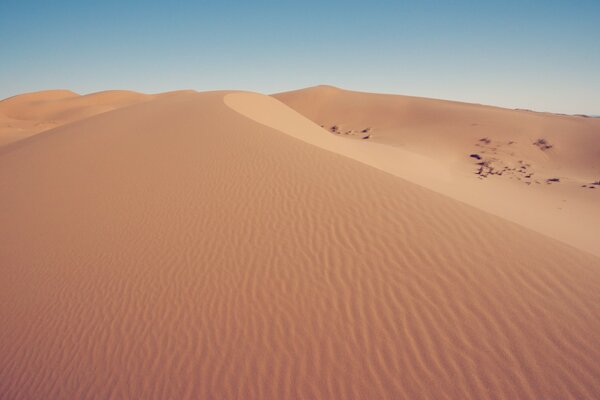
1 91 599 399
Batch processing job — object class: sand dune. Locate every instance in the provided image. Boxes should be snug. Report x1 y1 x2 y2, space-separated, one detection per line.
274 85 600 256
0 89 599 399
0 89 153 146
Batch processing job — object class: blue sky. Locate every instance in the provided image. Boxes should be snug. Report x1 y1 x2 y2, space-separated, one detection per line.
1 0 599 114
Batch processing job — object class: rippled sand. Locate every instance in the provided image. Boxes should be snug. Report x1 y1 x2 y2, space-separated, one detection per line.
1 90 599 399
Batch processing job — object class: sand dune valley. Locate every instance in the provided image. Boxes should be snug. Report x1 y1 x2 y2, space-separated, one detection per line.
1 85 600 400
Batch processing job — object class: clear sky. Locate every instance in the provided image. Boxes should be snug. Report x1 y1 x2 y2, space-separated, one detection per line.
1 0 599 114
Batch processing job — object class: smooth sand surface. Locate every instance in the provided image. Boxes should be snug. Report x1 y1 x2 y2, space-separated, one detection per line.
274 85 600 256
1 90 599 399
0 89 153 146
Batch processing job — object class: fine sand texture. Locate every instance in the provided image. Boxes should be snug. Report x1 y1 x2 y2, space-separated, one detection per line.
1 90 599 399
274 86 600 256
0 89 153 147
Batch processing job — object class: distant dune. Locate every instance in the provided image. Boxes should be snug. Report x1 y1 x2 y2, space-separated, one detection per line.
1 88 599 399
0 89 153 146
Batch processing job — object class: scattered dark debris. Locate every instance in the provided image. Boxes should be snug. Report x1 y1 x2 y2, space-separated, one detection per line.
474 159 505 177
327 125 374 138
472 151 537 183
533 138 553 151
470 138 574 187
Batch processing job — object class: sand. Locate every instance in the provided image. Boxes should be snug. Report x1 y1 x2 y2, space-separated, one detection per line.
274 85 600 256
0 89 599 399
0 90 153 146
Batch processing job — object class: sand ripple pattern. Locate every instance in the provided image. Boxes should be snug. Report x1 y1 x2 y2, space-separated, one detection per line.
0 92 599 399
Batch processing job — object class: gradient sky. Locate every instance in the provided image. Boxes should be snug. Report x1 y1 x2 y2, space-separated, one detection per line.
1 0 599 114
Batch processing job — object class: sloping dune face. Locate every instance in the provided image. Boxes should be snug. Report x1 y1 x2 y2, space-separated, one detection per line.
274 86 600 256
273 85 600 178
0 89 153 146
1 91 599 399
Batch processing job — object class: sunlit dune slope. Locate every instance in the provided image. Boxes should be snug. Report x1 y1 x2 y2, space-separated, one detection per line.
274 85 600 256
274 85 600 179
0 91 599 399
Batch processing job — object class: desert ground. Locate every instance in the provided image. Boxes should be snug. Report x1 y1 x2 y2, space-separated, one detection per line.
1 87 599 399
